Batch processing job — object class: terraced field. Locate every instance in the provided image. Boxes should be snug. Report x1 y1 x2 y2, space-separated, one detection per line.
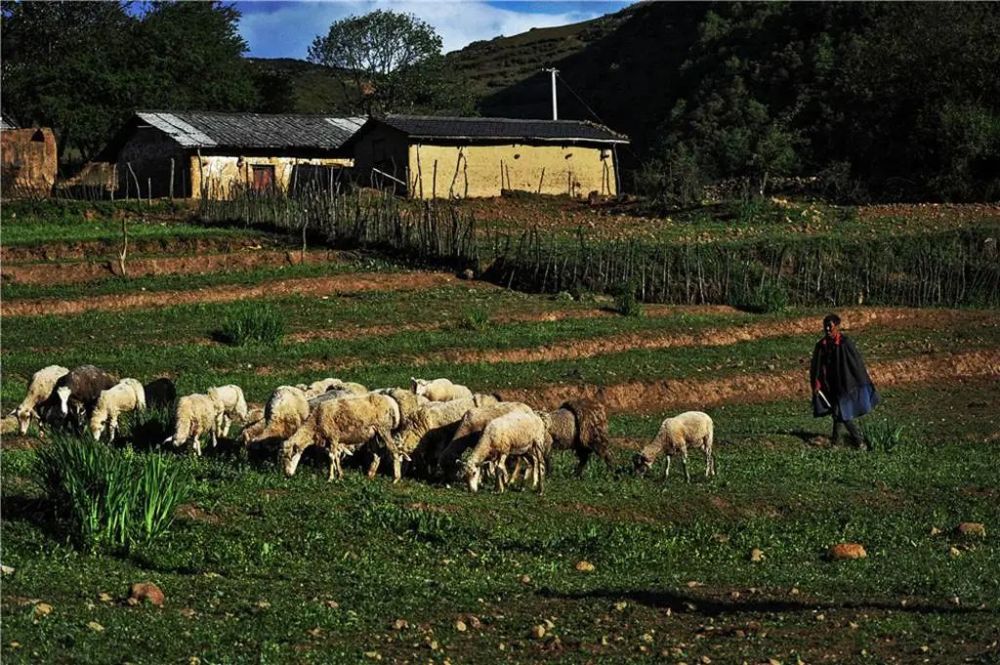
2 203 998 663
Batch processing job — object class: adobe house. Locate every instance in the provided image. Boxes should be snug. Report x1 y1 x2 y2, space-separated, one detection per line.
345 115 628 199
96 111 365 199
1 115 58 198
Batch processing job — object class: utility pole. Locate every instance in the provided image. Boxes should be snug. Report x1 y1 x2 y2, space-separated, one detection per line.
542 68 558 120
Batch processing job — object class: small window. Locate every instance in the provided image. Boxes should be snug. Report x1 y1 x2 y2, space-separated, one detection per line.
252 165 275 191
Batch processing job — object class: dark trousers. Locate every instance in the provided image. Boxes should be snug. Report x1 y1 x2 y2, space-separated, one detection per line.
831 406 865 447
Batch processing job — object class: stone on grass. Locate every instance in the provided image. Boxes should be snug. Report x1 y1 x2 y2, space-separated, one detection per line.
33 602 53 619
87 621 105 632
1 564 14 576
129 582 165 607
750 548 765 562
949 546 962 558
454 620 467 632
530 624 546 640
956 522 986 538
827 543 867 560
575 560 595 573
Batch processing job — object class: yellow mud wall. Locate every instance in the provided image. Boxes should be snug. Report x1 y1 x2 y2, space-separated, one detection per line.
189 155 352 199
407 143 616 199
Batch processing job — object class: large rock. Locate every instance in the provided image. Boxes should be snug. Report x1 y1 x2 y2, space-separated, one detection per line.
827 543 867 560
129 582 165 607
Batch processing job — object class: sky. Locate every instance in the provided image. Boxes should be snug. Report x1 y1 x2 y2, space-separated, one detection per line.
234 1 633 60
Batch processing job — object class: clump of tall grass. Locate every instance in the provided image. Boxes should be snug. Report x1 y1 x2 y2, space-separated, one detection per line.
613 281 643 317
216 302 284 346
33 434 192 550
862 419 909 453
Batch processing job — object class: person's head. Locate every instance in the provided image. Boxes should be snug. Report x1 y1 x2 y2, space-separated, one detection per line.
822 313 841 338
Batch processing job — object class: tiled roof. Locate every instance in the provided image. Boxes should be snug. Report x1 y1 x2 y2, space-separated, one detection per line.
378 114 628 144
0 114 18 131
135 112 366 150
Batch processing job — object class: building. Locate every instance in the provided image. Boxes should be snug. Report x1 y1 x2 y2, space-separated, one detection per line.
96 111 365 199
346 115 628 199
1 115 58 198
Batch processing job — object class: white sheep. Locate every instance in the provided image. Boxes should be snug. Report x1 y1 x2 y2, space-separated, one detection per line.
10 365 68 435
207 384 249 437
410 377 474 402
164 394 221 456
240 386 310 445
300 378 367 399
460 410 548 494
633 411 716 482
89 378 146 441
281 393 399 481
438 401 534 478
386 397 480 482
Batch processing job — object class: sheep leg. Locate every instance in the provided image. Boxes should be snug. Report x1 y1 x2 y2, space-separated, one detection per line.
664 455 671 481
193 436 203 457
367 453 381 480
327 447 338 482
705 447 713 478
109 415 118 442
536 454 546 495
392 455 403 484
683 451 691 483
221 415 232 438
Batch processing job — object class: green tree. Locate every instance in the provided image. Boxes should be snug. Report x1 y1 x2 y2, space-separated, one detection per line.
307 9 444 114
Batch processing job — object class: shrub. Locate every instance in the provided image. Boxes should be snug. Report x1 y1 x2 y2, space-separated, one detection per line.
613 281 643 317
733 280 789 314
862 419 908 453
216 303 284 346
33 434 192 550
457 307 490 331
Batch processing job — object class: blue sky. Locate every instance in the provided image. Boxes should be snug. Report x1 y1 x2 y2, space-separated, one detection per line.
234 1 633 59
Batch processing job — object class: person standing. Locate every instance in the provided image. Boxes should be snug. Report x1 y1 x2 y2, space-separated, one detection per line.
809 313 880 449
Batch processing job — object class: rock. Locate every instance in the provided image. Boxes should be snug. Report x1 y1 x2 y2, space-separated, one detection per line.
0 564 12 576
575 560 595 573
454 620 467 632
949 546 962 558
750 548 765 562
129 582 165 607
613 601 628 612
686 580 704 588
98 592 113 603
33 602 53 619
458 269 475 280
363 651 382 661
929 526 942 536
956 522 986 538
530 624 546 640
87 621 105 632
323 599 340 609
828 543 867 560
392 618 409 631
641 633 654 644
519 574 532 585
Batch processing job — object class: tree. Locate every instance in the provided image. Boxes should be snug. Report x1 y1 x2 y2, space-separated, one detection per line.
308 10 444 114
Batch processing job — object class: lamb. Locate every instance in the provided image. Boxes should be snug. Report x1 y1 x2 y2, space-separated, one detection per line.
54 365 118 427
165 394 221 456
633 411 716 482
538 399 614 477
280 392 400 481
411 377 474 402
89 378 146 441
386 397 479 482
240 386 310 444
438 401 535 479
459 410 549 494
10 365 68 435
207 384 249 437
142 377 177 410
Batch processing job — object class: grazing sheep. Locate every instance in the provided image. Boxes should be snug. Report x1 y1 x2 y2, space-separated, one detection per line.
539 399 614 477
11 365 68 435
54 365 118 427
299 379 368 399
281 393 399 481
633 411 716 483
460 410 548 494
472 393 501 408
438 401 535 479
411 377 474 402
387 397 479 482
372 387 425 424
165 394 221 456
207 384 249 437
89 378 146 441
241 386 310 445
142 377 177 410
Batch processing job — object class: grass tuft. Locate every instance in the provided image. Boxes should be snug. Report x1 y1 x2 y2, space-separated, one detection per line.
862 418 909 453
215 303 284 346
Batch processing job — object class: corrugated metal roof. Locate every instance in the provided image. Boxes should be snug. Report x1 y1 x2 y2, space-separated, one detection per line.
1 114 18 131
135 112 365 150
379 114 628 144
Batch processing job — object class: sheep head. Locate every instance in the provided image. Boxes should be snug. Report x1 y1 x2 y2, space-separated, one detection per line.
15 406 36 435
460 461 481 493
632 452 654 475
89 409 108 441
411 377 429 396
56 386 72 415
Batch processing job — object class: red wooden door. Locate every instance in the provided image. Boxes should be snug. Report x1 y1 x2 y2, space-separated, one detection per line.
252 165 275 191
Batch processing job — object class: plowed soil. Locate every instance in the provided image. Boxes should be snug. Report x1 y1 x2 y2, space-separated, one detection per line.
0 235 281 264
2 272 478 317
500 349 1000 413
1 249 339 285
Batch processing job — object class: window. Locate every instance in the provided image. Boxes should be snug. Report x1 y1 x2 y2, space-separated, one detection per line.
251 165 275 191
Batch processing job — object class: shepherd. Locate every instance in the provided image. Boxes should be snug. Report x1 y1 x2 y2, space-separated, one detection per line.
809 313 880 449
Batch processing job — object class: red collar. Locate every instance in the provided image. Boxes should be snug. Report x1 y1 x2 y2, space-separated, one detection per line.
821 334 842 347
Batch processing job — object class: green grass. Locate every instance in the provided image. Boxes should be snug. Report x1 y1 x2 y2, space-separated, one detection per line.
0 216 258 247
2 383 997 663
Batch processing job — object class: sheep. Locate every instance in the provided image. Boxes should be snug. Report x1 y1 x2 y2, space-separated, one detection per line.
54 365 118 428
240 386 310 445
438 401 535 479
300 378 367 399
538 399 614 477
633 411 716 483
386 397 479 482
459 410 548 494
207 384 249 437
142 377 177 410
411 377 474 402
164 394 221 456
280 393 399 481
89 378 146 441
10 365 68 435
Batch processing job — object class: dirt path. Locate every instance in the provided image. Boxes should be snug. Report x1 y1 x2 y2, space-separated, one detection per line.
500 349 1000 413
1 249 340 285
2 272 477 317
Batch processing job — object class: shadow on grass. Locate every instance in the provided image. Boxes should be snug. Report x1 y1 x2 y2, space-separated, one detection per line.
543 587 996 616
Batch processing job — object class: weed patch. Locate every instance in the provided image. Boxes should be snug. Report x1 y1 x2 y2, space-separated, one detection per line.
215 303 284 346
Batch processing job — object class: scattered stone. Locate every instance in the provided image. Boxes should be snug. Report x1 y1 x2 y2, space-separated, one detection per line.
1 564 13 576
466 616 482 629
459 269 475 281
613 601 628 612
849 622 860 630
729 591 741 600
750 548 765 563
323 599 340 609
919 645 930 653
950 595 961 606
530 625 546 640
98 592 113 603
255 599 271 609
828 543 867 560
519 574 532 585
956 522 986 538
87 621 105 632
686 580 704 588
33 602 53 619
454 620 467 633
929 526 942 536
815 613 826 621
363 651 382 661
544 619 556 630
179 608 196 619
392 619 409 631
575 560 595 573
949 546 962 558
701 657 712 664
712 533 730 543
129 582 165 607
641 633 654 644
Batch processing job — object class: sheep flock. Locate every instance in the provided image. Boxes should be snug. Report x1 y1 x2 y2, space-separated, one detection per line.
7 365 718 493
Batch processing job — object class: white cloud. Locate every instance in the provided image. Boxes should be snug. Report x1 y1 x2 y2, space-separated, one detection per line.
239 1 606 59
